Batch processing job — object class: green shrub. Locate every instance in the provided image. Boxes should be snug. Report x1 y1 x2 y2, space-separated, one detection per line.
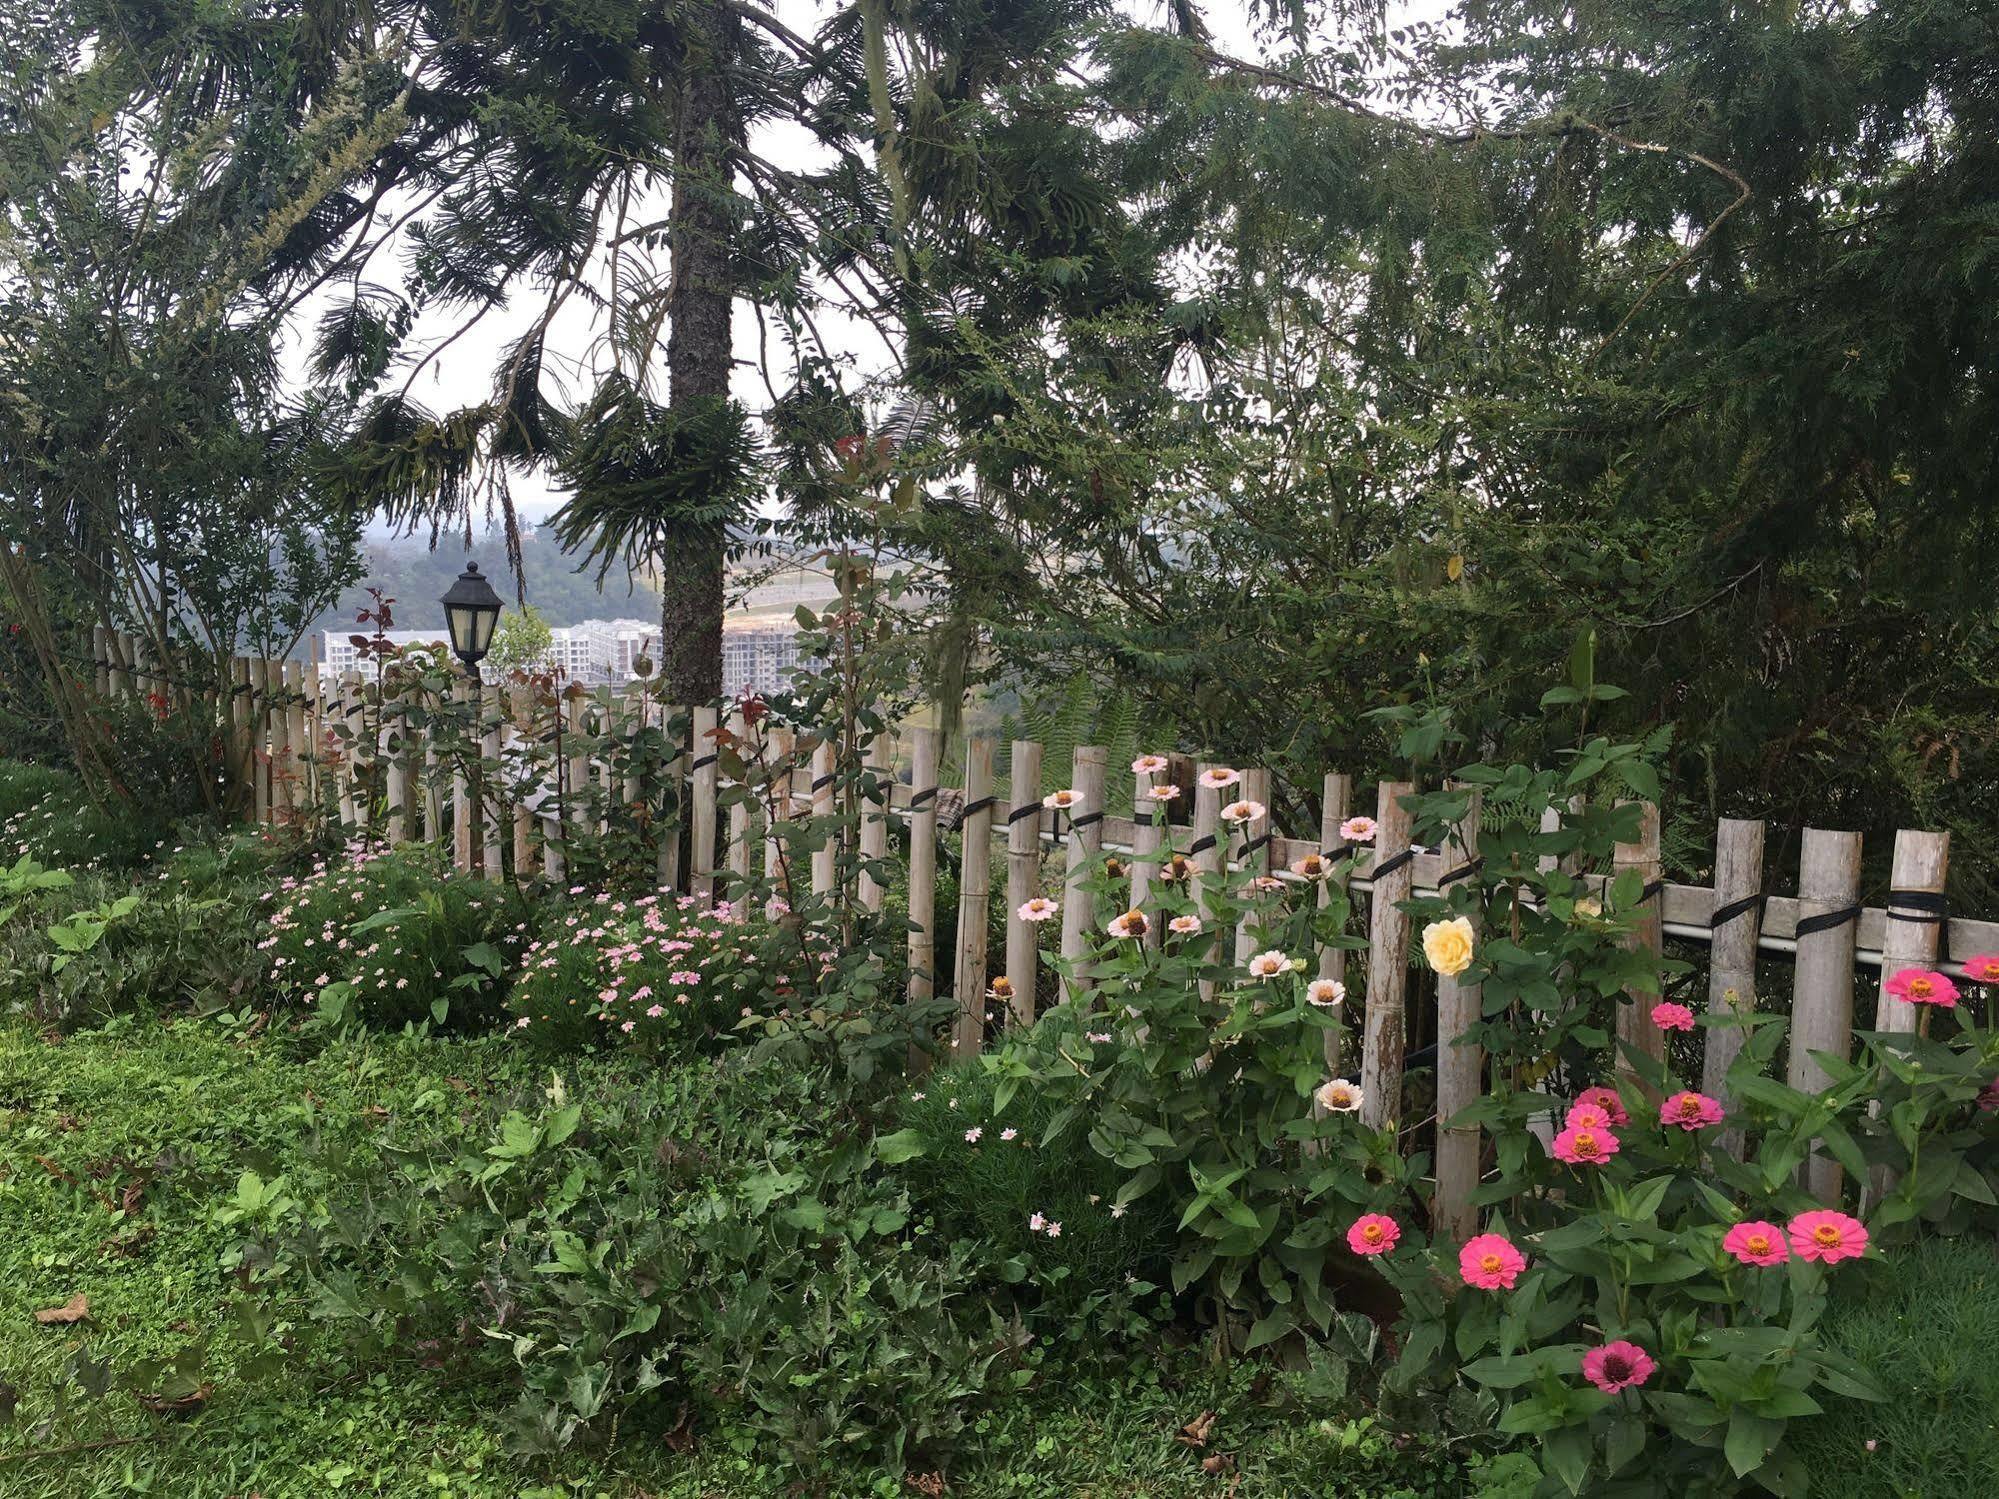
261 844 531 1029
889 1059 1176 1337
0 759 174 872
1789 1236 1999 1496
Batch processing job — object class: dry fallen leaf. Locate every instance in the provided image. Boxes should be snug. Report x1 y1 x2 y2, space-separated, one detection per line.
1177 1409 1217 1448
905 1474 946 1497
34 1294 89 1325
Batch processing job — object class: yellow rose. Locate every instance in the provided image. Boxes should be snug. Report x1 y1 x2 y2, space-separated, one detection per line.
1422 916 1475 978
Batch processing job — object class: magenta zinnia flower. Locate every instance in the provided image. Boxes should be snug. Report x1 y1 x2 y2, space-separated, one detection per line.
1651 1001 1696 1032
1581 1341 1655 1393
1459 1233 1526 1290
1962 953 1999 985
1564 1102 1612 1131
1346 1213 1400 1256
1723 1220 1790 1266
1789 1209 1868 1264
1660 1090 1724 1131
1885 967 1959 1008
1575 1085 1629 1126
1551 1125 1619 1166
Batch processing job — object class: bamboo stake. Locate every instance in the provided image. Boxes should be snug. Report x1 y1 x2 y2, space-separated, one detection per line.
1003 738 1045 1024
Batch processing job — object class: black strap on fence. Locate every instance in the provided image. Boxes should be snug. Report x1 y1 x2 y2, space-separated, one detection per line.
690 753 718 772
811 774 836 793
1007 803 1040 824
909 786 939 810
1371 847 1416 881
1641 878 1665 905
1885 888 1948 924
1243 831 1273 857
1071 810 1104 831
960 795 996 819
1439 857 1485 887
1189 834 1218 855
1794 904 1862 939
1709 891 1765 930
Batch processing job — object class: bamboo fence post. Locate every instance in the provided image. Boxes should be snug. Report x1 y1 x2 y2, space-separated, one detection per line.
480 685 504 878
1192 763 1224 1000
858 732 892 913
1003 738 1044 1024
1317 772 1353 1073
336 672 360 833
1703 817 1766 1156
1613 801 1665 1084
1434 786 1483 1244
1868 829 1949 1202
1788 828 1863 1201
451 679 473 873
689 704 719 900
420 683 442 844
283 661 309 814
269 660 295 823
1359 781 1415 1132
906 727 942 1056
764 726 795 894
1232 767 1273 969
658 704 686 890
810 738 838 896
619 690 643 838
108 632 132 699
509 688 534 882
1131 757 1163 947
384 678 409 844
1058 745 1107 1002
564 694 589 852
952 737 997 1056
725 706 755 887
91 625 109 695
249 658 271 825
229 658 253 806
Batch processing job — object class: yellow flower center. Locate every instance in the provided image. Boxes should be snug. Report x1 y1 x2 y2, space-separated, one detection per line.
1480 1253 1503 1274
1363 1223 1384 1244
1576 1132 1599 1156
1911 977 1933 997
1746 1234 1770 1254
1814 1224 1842 1247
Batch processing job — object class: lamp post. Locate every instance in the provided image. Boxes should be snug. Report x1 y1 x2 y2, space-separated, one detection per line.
441 563 503 872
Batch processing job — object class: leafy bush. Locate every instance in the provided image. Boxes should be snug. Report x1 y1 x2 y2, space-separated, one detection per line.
887 1059 1176 1337
0 759 174 872
1788 1235 1999 1495
504 890 832 1053
236 1055 1035 1474
260 844 531 1029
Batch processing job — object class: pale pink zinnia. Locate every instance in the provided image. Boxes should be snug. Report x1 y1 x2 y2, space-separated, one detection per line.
1042 788 1080 811
1459 1233 1526 1290
1107 909 1150 940
1131 754 1169 776
1551 1125 1619 1166
1788 1209 1868 1264
1246 949 1290 980
1168 914 1203 935
1289 852 1332 879
1346 1213 1400 1256
1018 896 1059 922
1885 967 1959 1008
1197 767 1241 790
1221 799 1266 826
1722 1220 1789 1267
1146 784 1181 803
1315 1077 1362 1113
1660 1090 1724 1131
1338 815 1377 843
1581 1341 1655 1394
1306 978 1345 1007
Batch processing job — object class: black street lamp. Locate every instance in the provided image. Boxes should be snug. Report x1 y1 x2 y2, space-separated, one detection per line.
441 562 503 874
441 561 503 675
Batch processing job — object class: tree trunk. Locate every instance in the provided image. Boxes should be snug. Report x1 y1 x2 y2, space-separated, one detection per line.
659 1 742 706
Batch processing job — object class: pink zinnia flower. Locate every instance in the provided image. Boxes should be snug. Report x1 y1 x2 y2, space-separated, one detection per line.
1168 914 1202 935
1961 953 1999 985
1788 1209 1868 1264
1575 1085 1629 1127
1338 815 1376 843
1885 967 1958 1008
1131 754 1169 776
1246 949 1291 980
1346 1213 1400 1256
1660 1090 1724 1131
1146 784 1182 803
1107 909 1150 940
1459 1233 1526 1290
1581 1341 1656 1394
1651 1001 1696 1032
1306 978 1345 1007
1551 1125 1619 1166
1722 1220 1789 1266
1565 1102 1612 1131
1018 896 1059 923
1197 766 1241 790
1220 799 1266 826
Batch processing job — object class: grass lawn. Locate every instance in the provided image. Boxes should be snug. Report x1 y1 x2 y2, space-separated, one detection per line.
0 1018 1479 1498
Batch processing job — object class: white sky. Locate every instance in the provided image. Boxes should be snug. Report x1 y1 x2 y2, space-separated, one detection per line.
301 1 1452 534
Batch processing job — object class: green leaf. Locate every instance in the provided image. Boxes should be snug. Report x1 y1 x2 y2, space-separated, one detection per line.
874 1128 928 1165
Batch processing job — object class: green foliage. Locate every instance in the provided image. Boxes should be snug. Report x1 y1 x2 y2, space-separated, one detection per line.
486 602 555 676
1788 1236 1999 1496
0 761 175 873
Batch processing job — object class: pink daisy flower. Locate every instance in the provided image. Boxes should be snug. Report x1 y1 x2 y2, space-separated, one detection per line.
1107 909 1150 940
1564 1102 1612 1131
1459 1233 1526 1290
1885 967 1958 1008
1220 799 1266 826
1168 914 1202 935
1042 788 1080 812
1660 1090 1724 1131
1551 1125 1619 1166
1131 754 1169 776
1346 1213 1400 1256
1246 949 1291 980
1722 1220 1789 1266
1338 815 1376 843
1306 978 1345 1007
1651 1001 1696 1032
1146 784 1182 803
1017 896 1059 923
1788 1209 1868 1264
1197 767 1241 791
1961 953 1999 984
1581 1341 1655 1394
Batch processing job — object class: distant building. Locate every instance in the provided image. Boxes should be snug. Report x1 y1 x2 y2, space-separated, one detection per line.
721 618 808 697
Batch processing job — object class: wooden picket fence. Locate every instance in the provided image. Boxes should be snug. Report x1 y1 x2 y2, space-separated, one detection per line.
90 628 1998 1227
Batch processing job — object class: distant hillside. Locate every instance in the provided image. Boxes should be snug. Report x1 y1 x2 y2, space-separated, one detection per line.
308 530 661 637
